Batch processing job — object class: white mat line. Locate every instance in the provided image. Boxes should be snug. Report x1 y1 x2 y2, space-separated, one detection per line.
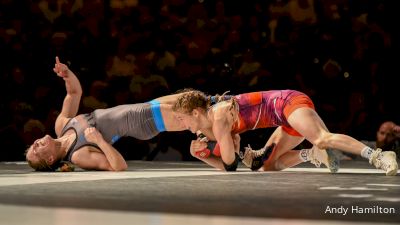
283 168 390 174
0 167 395 187
0 170 257 187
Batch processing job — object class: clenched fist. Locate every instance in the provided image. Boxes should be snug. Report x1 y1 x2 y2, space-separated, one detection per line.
84 127 104 144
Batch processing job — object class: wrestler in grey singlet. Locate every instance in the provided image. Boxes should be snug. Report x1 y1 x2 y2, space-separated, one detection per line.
93 103 159 141
60 95 232 162
60 103 160 162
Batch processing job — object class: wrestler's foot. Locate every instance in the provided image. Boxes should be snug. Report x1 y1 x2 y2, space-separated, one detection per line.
240 144 275 171
369 148 398 176
309 146 340 173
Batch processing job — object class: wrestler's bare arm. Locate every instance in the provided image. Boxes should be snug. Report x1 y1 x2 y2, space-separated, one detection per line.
73 127 128 171
212 103 237 165
53 57 83 136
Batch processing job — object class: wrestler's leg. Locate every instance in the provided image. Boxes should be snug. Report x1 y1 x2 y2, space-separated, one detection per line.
287 107 398 175
261 127 305 171
258 127 334 171
287 107 365 154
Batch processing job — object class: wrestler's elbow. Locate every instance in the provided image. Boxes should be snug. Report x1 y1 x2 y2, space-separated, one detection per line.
119 163 128 171
112 162 128 171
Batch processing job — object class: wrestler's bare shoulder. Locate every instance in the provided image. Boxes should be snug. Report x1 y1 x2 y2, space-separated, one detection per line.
211 101 233 112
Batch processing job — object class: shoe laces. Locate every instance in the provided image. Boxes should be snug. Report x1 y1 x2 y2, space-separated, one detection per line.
369 148 394 171
245 144 265 158
310 159 321 168
369 148 382 165
308 147 322 168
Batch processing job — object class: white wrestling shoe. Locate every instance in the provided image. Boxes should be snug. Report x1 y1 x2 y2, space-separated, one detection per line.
240 144 275 171
308 146 340 173
369 148 398 176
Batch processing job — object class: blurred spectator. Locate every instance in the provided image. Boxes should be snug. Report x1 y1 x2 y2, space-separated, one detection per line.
0 0 397 162
43 108 60 137
0 101 35 160
110 0 139 9
129 52 170 102
235 49 261 88
38 0 64 23
287 0 317 25
105 39 137 78
211 0 229 25
362 121 400 159
22 119 46 146
340 89 382 140
107 76 132 106
82 80 109 113
222 15 243 53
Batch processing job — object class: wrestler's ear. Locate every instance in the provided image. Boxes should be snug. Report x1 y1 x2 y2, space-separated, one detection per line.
191 109 198 117
47 155 55 165
192 108 200 117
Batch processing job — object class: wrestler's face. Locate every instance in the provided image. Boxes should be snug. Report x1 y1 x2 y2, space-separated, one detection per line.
26 135 57 164
376 123 395 148
174 110 202 133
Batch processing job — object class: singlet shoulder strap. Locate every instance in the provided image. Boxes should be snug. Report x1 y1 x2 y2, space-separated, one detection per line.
61 115 101 162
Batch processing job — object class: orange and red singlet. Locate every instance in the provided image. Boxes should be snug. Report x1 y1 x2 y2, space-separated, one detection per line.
232 90 315 136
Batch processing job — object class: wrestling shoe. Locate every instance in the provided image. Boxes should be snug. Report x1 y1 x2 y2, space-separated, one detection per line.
369 148 398 176
308 146 340 173
240 143 275 171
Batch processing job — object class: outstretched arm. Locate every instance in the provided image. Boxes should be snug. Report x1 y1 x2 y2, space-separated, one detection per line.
54 56 83 136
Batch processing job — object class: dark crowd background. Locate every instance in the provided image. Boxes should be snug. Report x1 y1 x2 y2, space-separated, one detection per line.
0 0 398 162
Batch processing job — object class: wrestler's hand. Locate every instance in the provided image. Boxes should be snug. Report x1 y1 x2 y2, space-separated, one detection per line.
84 127 105 144
53 56 70 79
190 139 208 158
392 124 400 138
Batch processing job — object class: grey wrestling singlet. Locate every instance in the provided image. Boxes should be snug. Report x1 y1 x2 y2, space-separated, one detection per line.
60 103 161 162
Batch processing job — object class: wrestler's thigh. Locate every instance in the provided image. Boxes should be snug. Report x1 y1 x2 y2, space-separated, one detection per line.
286 107 329 144
267 126 305 161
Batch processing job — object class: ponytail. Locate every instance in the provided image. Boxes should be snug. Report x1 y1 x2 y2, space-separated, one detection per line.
27 159 75 172
209 91 232 105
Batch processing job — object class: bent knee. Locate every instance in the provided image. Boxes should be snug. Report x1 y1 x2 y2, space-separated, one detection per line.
313 133 334 149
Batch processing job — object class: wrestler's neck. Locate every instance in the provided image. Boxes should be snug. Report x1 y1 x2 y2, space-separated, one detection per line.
204 110 215 128
55 131 76 158
206 102 237 124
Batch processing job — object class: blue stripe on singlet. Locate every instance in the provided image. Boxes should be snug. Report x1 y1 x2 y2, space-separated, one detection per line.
111 135 121 144
148 100 166 132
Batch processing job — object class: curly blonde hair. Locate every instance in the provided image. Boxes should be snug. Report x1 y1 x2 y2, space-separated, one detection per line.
172 89 234 114
172 90 209 114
